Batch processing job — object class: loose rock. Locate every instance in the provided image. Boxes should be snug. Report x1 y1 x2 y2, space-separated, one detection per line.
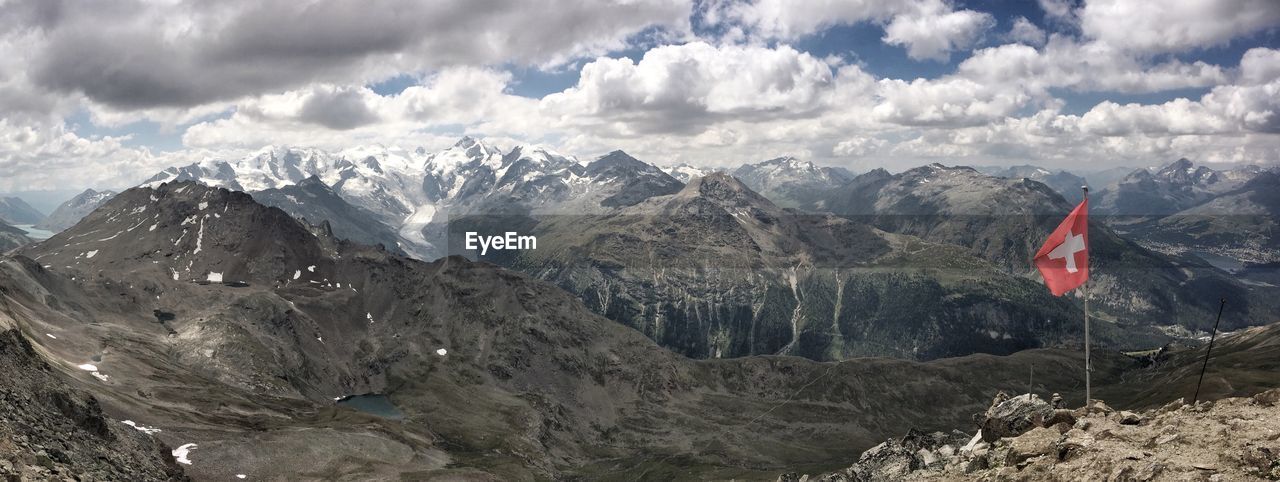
979 393 1054 442
1118 411 1143 425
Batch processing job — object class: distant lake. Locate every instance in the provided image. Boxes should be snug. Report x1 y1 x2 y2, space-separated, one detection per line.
13 225 54 240
336 394 405 420
1192 251 1244 273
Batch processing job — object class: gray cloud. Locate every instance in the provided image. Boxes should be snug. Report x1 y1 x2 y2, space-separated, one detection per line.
298 88 380 130
25 0 692 110
0 0 65 32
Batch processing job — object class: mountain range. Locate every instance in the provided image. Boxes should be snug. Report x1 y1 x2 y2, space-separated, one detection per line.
34 188 117 232
0 196 44 225
0 221 32 252
1088 160 1280 266
5 179 1278 479
1128 170 1280 263
251 176 406 255
0 181 1126 479
661 162 720 183
805 163 1276 332
981 165 1090 204
120 141 1280 361
142 139 688 259
455 173 1093 361
1092 158 1266 216
731 157 855 208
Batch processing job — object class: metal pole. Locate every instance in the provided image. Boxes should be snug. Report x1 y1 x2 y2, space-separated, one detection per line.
1082 186 1090 408
1192 298 1228 405
1084 281 1090 407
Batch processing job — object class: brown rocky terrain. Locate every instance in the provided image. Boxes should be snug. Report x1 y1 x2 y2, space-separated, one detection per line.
784 388 1280 481
0 328 187 481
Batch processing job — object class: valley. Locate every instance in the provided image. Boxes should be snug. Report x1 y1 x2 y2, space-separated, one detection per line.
1 172 1276 479
102 141 1280 365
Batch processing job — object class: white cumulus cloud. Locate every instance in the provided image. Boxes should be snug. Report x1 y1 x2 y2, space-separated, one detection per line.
541 42 837 134
1079 0 1280 54
881 2 995 61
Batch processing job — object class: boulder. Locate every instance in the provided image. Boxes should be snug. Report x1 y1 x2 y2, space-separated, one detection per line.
828 429 971 480
1046 409 1077 432
1253 389 1280 407
1082 399 1115 415
1058 428 1095 460
916 448 938 466
1157 398 1185 414
1118 411 1144 425
980 393 1055 442
1006 427 1061 465
962 455 989 474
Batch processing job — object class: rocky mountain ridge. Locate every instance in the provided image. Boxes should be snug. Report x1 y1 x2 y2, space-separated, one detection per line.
143 138 685 259
0 221 32 252
806 163 1278 332
3 181 1279 479
1114 169 1280 265
34 188 116 233
1093 158 1270 216
983 164 1090 204
662 162 723 183
0 328 187 480
0 196 43 225
251 176 408 255
732 156 855 208
457 173 1132 361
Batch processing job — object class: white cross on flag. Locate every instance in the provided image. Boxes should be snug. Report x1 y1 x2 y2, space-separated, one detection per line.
1034 199 1089 296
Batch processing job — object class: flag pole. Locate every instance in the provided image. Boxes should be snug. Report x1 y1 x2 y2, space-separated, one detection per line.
1082 185 1090 409
1192 298 1227 405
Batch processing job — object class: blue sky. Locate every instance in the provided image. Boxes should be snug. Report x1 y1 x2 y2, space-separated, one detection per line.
1 0 1278 192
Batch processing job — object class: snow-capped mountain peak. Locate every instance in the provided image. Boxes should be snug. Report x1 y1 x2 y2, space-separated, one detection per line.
731 155 855 207
234 146 353 191
662 163 722 183
340 145 422 174
138 139 682 259
424 137 503 176
495 144 581 189
761 156 812 171
144 158 244 191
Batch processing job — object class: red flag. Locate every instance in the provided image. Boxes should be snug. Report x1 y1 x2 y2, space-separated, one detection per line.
1035 199 1089 296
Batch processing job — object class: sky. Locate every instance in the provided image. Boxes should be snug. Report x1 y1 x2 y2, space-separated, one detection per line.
0 0 1278 192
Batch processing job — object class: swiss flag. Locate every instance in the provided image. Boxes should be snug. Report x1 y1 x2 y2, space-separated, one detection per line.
1034 199 1089 296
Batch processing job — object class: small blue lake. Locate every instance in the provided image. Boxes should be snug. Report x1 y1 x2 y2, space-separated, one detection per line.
14 225 55 240
336 394 405 420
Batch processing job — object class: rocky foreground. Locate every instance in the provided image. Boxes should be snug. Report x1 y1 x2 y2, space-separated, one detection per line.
0 329 187 481
782 389 1280 481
